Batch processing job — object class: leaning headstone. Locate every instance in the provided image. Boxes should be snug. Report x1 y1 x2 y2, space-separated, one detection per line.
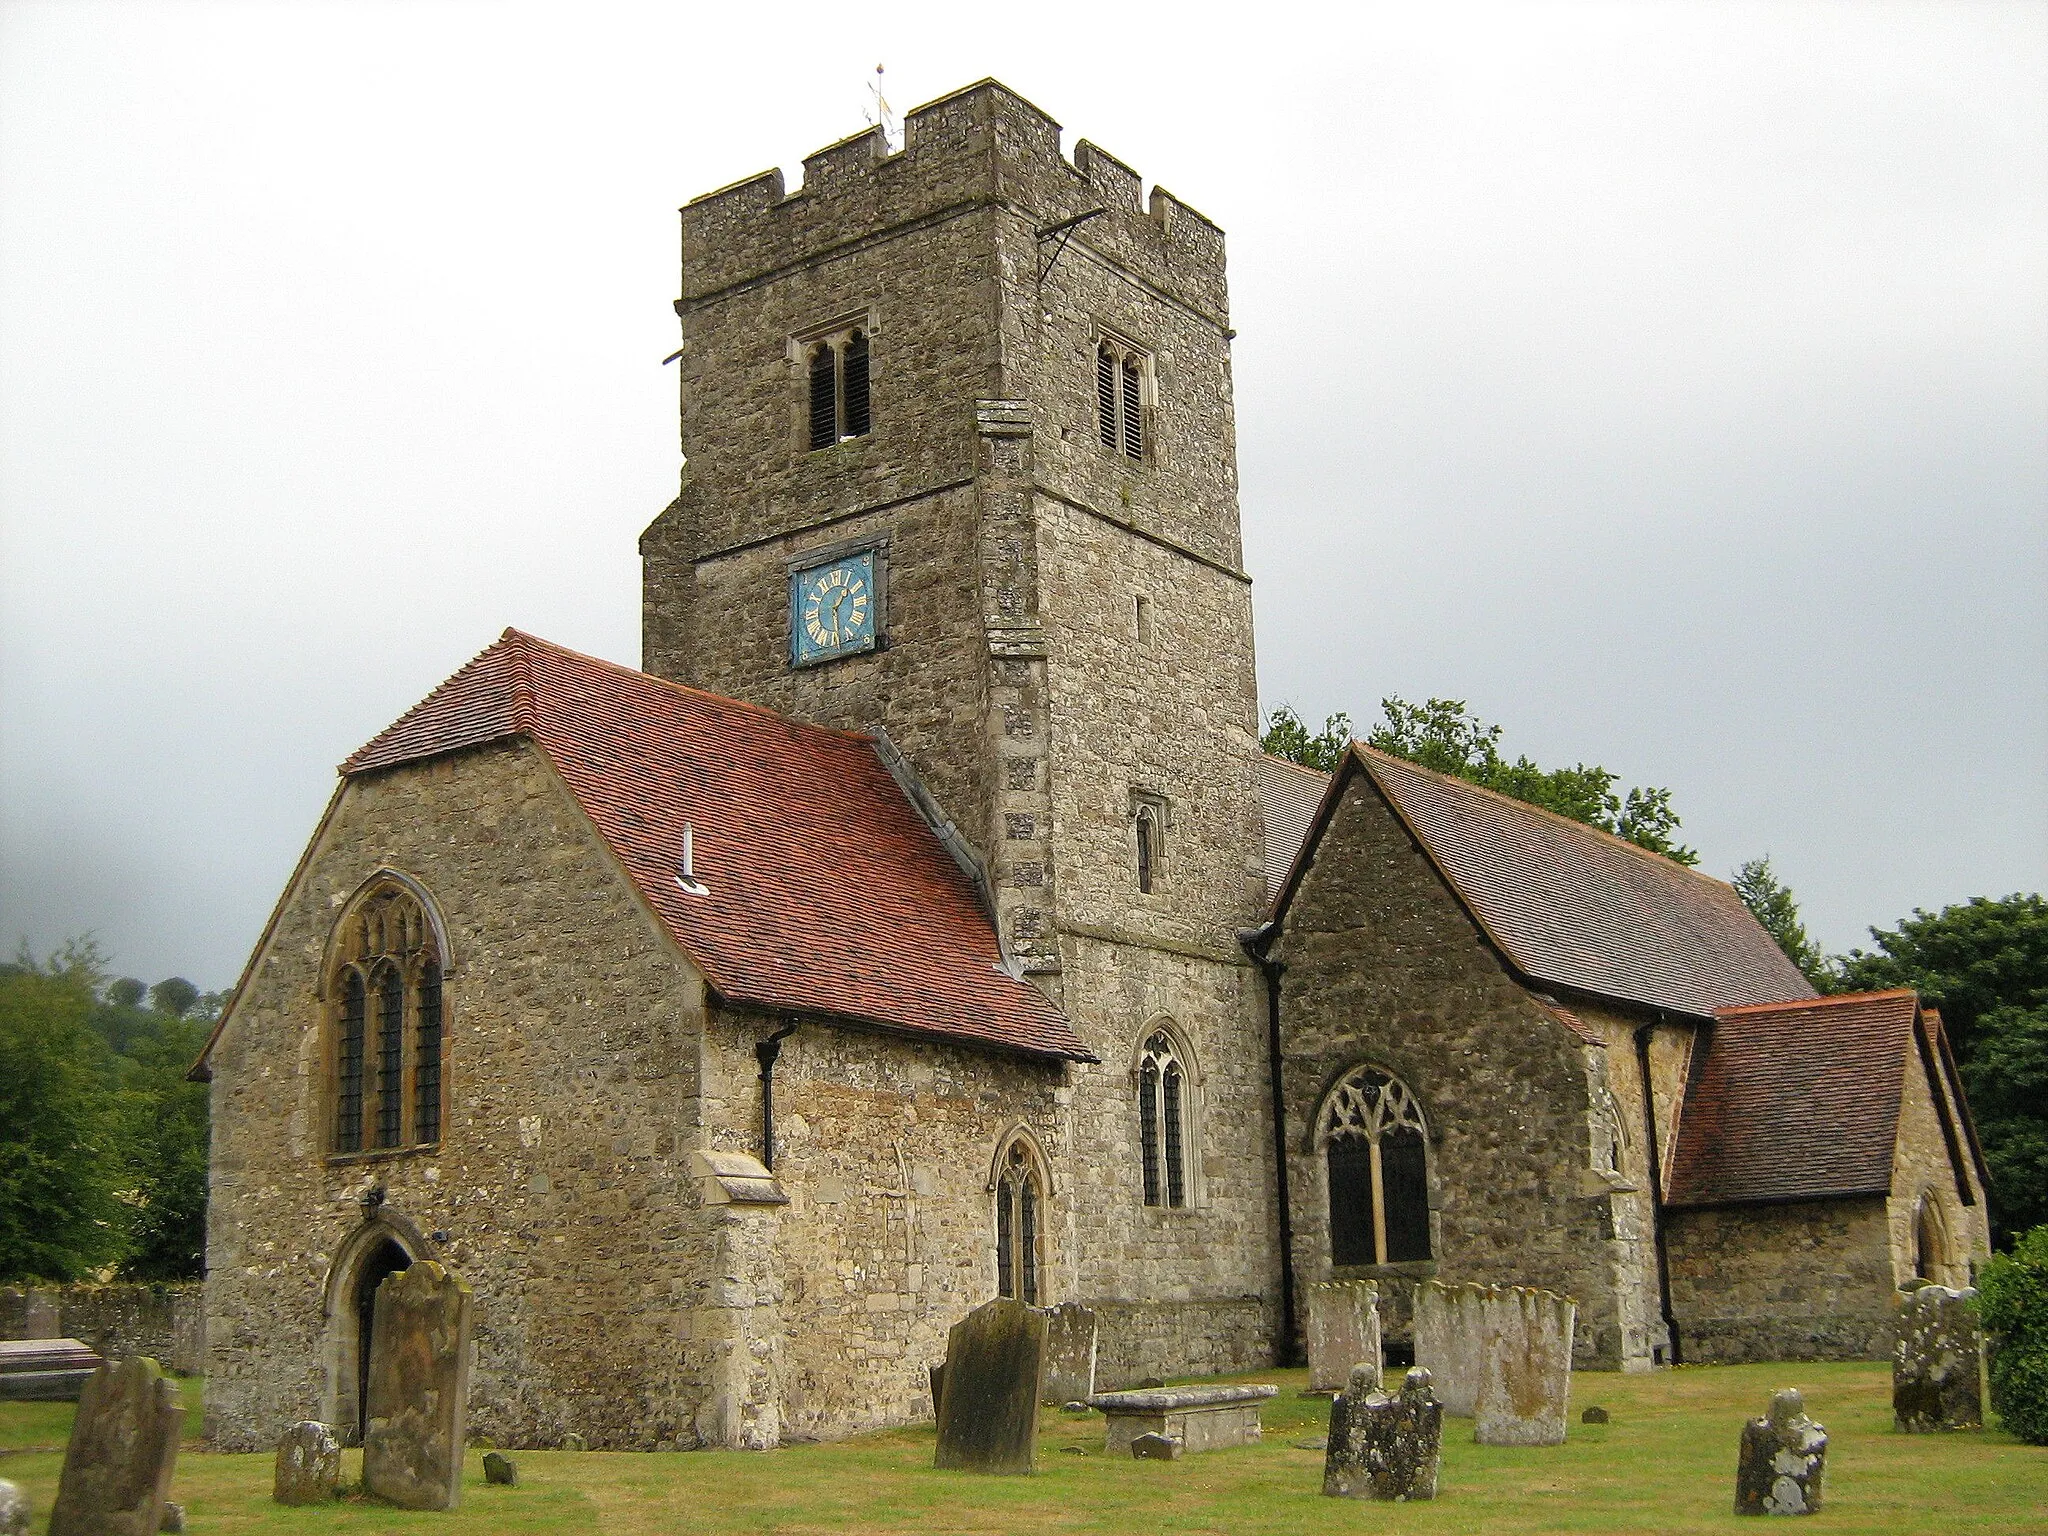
1735 1389 1828 1517
933 1298 1048 1475
0 1479 29 1536
362 1259 473 1511
1473 1285 1575 1446
482 1451 518 1486
1322 1365 1443 1502
48 1355 185 1536
1893 1284 1983 1432
273 1420 341 1505
1130 1432 1181 1460
1304 1280 1381 1394
1040 1302 1099 1405
1411 1280 1483 1416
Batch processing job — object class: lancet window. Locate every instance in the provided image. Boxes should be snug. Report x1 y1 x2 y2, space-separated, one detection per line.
1137 1029 1190 1209
1321 1065 1431 1266
329 879 446 1157
994 1137 1045 1305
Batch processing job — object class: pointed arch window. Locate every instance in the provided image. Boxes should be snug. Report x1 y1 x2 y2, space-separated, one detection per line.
1137 1030 1190 1208
328 879 448 1158
1321 1065 1431 1266
994 1138 1045 1304
1095 335 1149 463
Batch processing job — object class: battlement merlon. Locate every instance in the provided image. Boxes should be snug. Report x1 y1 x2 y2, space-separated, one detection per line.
677 78 1228 325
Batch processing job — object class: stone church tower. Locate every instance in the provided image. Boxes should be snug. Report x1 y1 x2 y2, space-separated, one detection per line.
641 80 1281 1363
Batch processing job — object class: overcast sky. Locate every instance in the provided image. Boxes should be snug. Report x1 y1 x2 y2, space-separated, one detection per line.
2 0 2043 991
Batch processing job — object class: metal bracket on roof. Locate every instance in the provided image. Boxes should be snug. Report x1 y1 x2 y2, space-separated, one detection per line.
871 729 1025 980
1035 207 1105 283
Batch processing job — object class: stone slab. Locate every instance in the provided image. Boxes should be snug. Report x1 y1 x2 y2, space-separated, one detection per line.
272 1421 340 1505
1412 1281 1482 1416
0 1369 98 1402
1089 1384 1277 1456
1893 1284 1983 1432
933 1298 1047 1475
1323 1365 1442 1501
1304 1280 1380 1394
48 1355 185 1536
362 1259 473 1511
1040 1302 1098 1405
1735 1389 1827 1517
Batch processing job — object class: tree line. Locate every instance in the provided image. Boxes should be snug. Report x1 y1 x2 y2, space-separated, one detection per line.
1265 698 2048 1247
0 941 215 1283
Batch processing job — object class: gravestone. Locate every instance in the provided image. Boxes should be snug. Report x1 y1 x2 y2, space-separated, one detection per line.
362 1260 473 1511
1735 1389 1827 1517
561 1433 587 1452
1040 1302 1098 1405
1322 1365 1443 1502
1893 1284 1983 1432
1581 1405 1610 1424
158 1501 185 1532
0 1338 103 1401
928 1362 946 1414
0 1480 29 1536
1473 1286 1575 1446
273 1421 341 1505
47 1355 185 1536
1088 1383 1278 1455
933 1298 1047 1475
483 1452 518 1485
1130 1432 1181 1460
1411 1280 1482 1416
1303 1280 1381 1394
22 1291 60 1340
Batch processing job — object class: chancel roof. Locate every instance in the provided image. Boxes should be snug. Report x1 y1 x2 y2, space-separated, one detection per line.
1666 990 1923 1208
1266 745 1817 1019
340 629 1093 1062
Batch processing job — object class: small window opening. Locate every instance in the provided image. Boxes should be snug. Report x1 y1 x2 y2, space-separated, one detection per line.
1095 337 1147 462
1134 594 1153 646
806 327 873 450
1136 807 1156 894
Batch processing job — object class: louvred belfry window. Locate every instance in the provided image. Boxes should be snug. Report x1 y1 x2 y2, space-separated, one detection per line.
328 879 448 1158
1095 337 1149 463
806 326 873 450
1322 1066 1431 1266
1137 1031 1190 1209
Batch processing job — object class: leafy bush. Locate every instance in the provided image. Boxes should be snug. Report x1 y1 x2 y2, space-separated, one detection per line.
1979 1224 2048 1444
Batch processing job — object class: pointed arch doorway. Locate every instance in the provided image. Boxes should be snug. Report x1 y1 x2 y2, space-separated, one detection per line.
324 1214 428 1445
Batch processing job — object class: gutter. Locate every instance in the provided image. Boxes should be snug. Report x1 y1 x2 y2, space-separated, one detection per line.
1240 920 1299 1367
1634 1021 1682 1365
756 1021 799 1170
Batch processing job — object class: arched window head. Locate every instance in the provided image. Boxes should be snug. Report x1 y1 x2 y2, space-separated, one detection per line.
804 324 874 450
1095 335 1149 463
1137 1029 1190 1209
1321 1065 1431 1266
1136 808 1157 893
994 1136 1047 1305
329 879 447 1157
1913 1194 1949 1282
1131 790 1168 894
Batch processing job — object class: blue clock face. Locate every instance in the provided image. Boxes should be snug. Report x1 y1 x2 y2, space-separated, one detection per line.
791 551 879 666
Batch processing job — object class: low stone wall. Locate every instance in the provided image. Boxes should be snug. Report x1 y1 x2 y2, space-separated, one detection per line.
1089 1296 1271 1390
1665 1197 1894 1364
0 1284 205 1375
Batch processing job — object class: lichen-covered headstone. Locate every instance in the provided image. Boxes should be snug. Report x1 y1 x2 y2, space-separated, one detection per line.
1893 1285 1983 1432
1304 1280 1381 1394
1735 1389 1827 1517
48 1356 185 1536
1040 1302 1098 1405
1412 1280 1483 1416
273 1420 341 1505
0 1478 30 1536
362 1260 473 1511
158 1501 184 1532
1473 1286 1575 1446
933 1298 1048 1475
1323 1365 1443 1501
482 1451 518 1485
1130 1432 1181 1460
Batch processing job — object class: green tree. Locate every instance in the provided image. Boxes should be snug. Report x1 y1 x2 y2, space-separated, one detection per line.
0 951 125 1281
149 977 199 1017
107 977 147 1008
1732 857 1828 985
1979 1224 2048 1443
1834 894 2048 1246
1260 705 1353 773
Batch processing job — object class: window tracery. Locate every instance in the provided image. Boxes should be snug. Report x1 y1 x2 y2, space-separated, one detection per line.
994 1136 1046 1304
1137 1030 1190 1208
1321 1065 1431 1266
329 880 447 1158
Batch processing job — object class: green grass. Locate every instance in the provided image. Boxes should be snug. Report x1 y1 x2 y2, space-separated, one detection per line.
0 1363 2040 1533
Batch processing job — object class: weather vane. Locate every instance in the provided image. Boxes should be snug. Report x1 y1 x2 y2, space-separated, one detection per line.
863 63 900 152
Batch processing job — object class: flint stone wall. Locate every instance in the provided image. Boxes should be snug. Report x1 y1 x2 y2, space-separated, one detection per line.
1665 1198 1897 1364
0 1286 203 1375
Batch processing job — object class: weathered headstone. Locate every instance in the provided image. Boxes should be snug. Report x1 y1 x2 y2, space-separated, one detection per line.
362 1259 473 1511
1735 1389 1827 1517
0 1479 29 1536
1040 1302 1098 1405
561 1433 587 1452
1473 1286 1575 1446
933 1298 1048 1475
1322 1365 1443 1502
482 1451 518 1485
158 1501 185 1532
22 1290 60 1341
1304 1280 1381 1394
1893 1284 1983 1432
272 1420 341 1505
47 1355 185 1536
1411 1280 1483 1416
1130 1432 1181 1460
1581 1405 1610 1424
1088 1383 1278 1455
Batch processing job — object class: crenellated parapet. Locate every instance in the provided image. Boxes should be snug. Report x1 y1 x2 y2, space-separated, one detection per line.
680 78 1227 322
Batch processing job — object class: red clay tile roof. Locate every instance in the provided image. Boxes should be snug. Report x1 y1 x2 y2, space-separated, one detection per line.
1258 753 1331 900
1665 990 1918 1208
343 629 1093 1062
1347 746 1817 1018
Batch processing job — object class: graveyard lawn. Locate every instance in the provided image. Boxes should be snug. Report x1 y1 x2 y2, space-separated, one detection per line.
0 1363 2040 1534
